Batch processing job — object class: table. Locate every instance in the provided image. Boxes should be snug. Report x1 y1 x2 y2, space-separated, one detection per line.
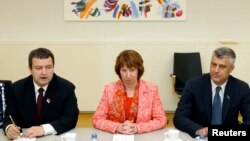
0 128 203 141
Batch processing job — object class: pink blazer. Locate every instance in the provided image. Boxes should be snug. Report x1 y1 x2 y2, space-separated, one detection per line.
92 79 167 133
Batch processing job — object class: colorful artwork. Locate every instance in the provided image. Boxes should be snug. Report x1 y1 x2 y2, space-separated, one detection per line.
64 0 186 21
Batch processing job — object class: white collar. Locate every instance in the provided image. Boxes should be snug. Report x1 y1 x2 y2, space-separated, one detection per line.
33 81 48 92
211 80 227 93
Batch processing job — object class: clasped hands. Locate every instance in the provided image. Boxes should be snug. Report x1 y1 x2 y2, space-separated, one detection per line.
116 120 138 134
6 124 45 140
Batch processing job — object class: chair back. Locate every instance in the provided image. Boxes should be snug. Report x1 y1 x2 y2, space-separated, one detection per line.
173 52 202 95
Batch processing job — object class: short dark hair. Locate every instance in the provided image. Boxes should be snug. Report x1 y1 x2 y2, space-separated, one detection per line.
28 48 55 68
213 47 236 65
115 50 144 80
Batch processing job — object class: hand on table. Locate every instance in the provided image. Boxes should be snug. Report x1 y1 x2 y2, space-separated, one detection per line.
22 126 45 138
6 124 21 140
116 120 138 134
196 127 208 137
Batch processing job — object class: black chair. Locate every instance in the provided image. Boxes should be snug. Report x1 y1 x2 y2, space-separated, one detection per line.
170 52 202 96
0 80 12 128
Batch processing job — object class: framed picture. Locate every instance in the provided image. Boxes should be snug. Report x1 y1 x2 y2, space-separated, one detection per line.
64 0 186 21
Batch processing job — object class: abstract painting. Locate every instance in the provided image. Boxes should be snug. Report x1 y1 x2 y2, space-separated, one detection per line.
64 0 186 21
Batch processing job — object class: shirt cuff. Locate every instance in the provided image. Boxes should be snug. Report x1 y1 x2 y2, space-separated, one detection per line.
5 124 13 133
195 129 201 136
41 124 57 135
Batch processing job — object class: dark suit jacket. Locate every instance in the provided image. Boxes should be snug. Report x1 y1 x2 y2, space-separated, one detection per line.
173 73 250 138
3 74 79 135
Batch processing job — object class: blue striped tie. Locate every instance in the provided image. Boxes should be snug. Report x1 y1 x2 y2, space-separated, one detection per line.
211 86 222 125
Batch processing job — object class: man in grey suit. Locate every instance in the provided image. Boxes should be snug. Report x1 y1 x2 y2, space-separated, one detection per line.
173 47 250 138
3 48 79 139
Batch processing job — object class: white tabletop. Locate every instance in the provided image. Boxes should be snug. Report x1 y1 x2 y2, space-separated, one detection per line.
0 128 204 141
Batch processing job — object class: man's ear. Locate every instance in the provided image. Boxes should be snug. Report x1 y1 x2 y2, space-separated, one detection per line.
29 66 32 73
230 64 235 73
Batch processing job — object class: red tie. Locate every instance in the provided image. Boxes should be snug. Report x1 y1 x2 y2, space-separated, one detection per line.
36 88 44 119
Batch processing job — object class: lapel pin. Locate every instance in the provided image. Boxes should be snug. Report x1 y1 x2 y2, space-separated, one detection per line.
46 98 51 104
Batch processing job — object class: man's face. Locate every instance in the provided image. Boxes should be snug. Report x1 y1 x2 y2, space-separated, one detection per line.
210 55 234 85
29 57 54 87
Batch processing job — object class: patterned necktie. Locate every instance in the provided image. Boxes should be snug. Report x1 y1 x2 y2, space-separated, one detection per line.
211 86 222 125
36 88 44 119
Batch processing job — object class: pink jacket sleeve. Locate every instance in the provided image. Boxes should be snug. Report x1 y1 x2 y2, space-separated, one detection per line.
135 81 167 133
92 83 120 133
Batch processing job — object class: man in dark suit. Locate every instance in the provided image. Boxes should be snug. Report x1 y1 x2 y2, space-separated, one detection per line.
173 47 250 138
3 48 79 139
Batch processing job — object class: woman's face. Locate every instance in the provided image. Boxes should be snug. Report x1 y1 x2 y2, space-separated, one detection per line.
120 65 138 86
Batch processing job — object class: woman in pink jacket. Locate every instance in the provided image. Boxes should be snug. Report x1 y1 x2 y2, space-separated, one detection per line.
92 50 167 134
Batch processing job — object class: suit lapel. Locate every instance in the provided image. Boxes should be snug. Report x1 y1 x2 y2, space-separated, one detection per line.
40 75 57 120
222 77 233 122
203 75 213 122
136 80 147 122
24 77 37 122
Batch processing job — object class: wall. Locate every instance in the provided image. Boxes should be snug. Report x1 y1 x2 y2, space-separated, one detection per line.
0 0 250 42
1 42 250 112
